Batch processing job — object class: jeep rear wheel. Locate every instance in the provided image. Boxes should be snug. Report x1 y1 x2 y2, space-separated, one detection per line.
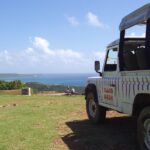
86 92 106 124
137 107 150 150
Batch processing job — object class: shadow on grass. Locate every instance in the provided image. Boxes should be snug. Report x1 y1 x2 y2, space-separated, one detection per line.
62 116 139 150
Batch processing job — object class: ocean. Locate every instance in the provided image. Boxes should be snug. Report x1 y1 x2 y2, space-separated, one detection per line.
0 73 98 87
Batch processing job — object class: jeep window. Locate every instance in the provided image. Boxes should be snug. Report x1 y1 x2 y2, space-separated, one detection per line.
120 25 149 71
122 39 147 71
104 48 118 71
125 25 146 38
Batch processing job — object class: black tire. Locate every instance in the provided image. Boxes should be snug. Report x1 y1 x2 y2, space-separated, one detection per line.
86 91 106 124
137 107 150 150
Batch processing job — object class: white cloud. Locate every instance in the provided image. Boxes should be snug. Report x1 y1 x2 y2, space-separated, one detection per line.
66 16 79 26
29 37 84 65
86 12 108 29
0 37 106 73
0 50 14 65
26 48 34 54
33 37 55 56
65 13 109 29
56 49 82 59
93 51 106 60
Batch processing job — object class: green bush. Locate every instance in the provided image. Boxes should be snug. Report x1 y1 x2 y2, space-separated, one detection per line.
0 80 25 90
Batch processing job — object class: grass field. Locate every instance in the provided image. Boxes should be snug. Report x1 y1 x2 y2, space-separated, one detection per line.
0 95 85 150
0 95 138 150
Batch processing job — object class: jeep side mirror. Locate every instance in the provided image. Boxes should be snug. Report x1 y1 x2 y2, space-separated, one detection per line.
95 61 100 72
95 61 102 76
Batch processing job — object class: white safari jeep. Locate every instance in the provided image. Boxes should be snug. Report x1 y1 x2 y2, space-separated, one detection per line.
85 4 150 150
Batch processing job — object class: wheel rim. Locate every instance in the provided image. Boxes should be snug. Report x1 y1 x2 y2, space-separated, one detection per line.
88 98 97 118
144 119 150 149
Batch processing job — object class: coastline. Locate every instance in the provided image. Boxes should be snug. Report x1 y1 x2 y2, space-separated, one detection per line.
0 73 97 87
25 82 85 95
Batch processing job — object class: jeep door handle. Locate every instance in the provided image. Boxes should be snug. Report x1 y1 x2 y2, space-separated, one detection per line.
110 84 115 87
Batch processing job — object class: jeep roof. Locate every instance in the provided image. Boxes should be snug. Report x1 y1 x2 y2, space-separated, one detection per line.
107 37 145 48
107 39 119 48
120 3 150 31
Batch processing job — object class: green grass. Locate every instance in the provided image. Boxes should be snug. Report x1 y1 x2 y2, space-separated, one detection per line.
0 95 85 150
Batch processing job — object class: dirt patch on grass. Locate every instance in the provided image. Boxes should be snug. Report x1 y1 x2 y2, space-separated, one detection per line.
59 111 138 150
0 103 18 108
36 92 65 96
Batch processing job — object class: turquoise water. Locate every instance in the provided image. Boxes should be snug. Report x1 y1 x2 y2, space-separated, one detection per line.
0 73 97 86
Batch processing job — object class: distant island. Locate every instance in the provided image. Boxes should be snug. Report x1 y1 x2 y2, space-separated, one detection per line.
0 73 34 78
0 73 95 87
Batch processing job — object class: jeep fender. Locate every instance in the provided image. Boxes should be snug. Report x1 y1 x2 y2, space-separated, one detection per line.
132 93 150 116
85 84 98 102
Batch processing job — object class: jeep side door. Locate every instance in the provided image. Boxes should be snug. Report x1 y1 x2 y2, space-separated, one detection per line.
101 47 119 106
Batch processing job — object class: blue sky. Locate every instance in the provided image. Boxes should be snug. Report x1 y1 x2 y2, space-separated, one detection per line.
0 0 149 73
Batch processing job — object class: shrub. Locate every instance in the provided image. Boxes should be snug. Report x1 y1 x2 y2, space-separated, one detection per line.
0 80 25 90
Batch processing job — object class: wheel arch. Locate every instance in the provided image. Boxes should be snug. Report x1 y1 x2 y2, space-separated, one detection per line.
132 93 150 117
85 84 98 102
